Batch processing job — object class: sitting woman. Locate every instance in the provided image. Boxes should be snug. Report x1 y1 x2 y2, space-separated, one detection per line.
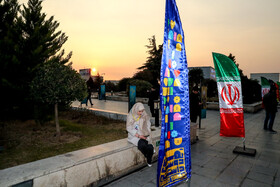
126 102 154 167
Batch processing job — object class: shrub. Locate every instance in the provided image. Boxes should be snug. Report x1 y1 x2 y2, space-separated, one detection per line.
128 79 153 97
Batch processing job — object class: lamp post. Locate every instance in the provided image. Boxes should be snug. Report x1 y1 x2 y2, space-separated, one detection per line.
154 100 160 127
101 73 105 83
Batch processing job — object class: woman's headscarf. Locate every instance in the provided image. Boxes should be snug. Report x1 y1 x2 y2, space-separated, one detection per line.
127 102 150 136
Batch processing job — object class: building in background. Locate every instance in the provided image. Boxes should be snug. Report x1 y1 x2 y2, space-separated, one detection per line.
250 73 280 84
79 68 92 80
79 68 104 82
188 66 216 80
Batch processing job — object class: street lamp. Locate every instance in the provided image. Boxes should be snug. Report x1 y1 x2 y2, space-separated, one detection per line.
101 73 105 83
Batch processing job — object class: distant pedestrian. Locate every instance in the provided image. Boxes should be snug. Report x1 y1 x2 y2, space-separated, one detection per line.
97 88 100 100
148 87 158 117
126 102 154 167
103 87 106 102
263 84 278 133
189 86 202 123
86 86 93 106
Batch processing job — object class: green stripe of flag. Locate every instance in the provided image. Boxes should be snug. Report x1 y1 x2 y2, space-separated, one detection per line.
212 52 240 82
261 77 270 87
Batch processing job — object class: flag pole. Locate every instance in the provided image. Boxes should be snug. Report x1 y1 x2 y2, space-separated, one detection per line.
233 137 256 156
185 178 191 187
188 178 191 187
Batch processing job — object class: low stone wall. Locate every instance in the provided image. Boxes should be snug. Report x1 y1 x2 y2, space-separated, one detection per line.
72 107 156 125
243 101 263 113
207 101 263 113
92 96 263 114
0 128 161 187
190 123 197 144
0 108 198 187
105 96 149 104
73 107 128 122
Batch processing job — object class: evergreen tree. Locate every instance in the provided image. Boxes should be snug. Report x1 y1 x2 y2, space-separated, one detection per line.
18 0 72 117
227 53 261 104
117 77 131 92
0 0 22 119
19 0 69 70
0 0 76 119
128 79 152 97
203 79 217 98
228 53 244 77
188 68 204 89
93 73 103 92
105 81 117 92
132 69 154 85
138 35 163 88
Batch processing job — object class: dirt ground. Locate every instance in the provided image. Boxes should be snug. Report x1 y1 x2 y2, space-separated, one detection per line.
0 109 127 169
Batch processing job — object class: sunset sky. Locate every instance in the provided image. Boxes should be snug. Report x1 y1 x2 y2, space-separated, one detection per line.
19 0 280 80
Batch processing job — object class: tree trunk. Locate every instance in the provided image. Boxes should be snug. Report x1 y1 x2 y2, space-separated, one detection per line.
55 103 61 140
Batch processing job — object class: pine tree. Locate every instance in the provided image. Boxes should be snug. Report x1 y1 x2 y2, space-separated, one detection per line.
19 0 70 79
227 53 261 103
138 35 163 88
18 0 72 117
0 0 22 119
188 68 204 89
228 53 244 77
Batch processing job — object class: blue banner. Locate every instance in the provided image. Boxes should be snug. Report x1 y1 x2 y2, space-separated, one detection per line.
99 85 106 100
157 0 191 186
129 85 136 112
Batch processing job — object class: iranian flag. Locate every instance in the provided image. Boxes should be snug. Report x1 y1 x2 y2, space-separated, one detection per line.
212 52 245 137
261 77 270 98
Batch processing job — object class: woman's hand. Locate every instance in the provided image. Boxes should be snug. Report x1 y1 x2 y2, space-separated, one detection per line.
135 133 147 140
139 135 147 140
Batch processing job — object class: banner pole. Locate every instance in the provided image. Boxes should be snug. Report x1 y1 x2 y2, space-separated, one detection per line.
233 137 256 156
186 177 191 187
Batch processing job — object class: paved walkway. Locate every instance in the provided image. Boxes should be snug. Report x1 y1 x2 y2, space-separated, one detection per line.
72 100 280 186
72 99 152 115
102 109 279 187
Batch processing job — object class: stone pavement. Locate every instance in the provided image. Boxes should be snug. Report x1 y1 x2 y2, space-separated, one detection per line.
99 109 280 187
72 99 151 115
2 100 279 186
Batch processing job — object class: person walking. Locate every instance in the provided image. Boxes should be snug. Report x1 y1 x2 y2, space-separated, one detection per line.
263 84 278 133
86 86 93 107
126 102 154 167
189 86 202 123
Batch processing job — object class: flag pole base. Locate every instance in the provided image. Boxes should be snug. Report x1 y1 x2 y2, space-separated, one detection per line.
233 146 256 156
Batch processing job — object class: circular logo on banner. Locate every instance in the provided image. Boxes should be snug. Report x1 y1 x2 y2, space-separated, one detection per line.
221 84 240 105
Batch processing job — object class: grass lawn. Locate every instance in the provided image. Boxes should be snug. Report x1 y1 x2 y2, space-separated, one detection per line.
0 109 127 170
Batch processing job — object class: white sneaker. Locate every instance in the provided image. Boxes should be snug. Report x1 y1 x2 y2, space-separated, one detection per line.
147 163 152 167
